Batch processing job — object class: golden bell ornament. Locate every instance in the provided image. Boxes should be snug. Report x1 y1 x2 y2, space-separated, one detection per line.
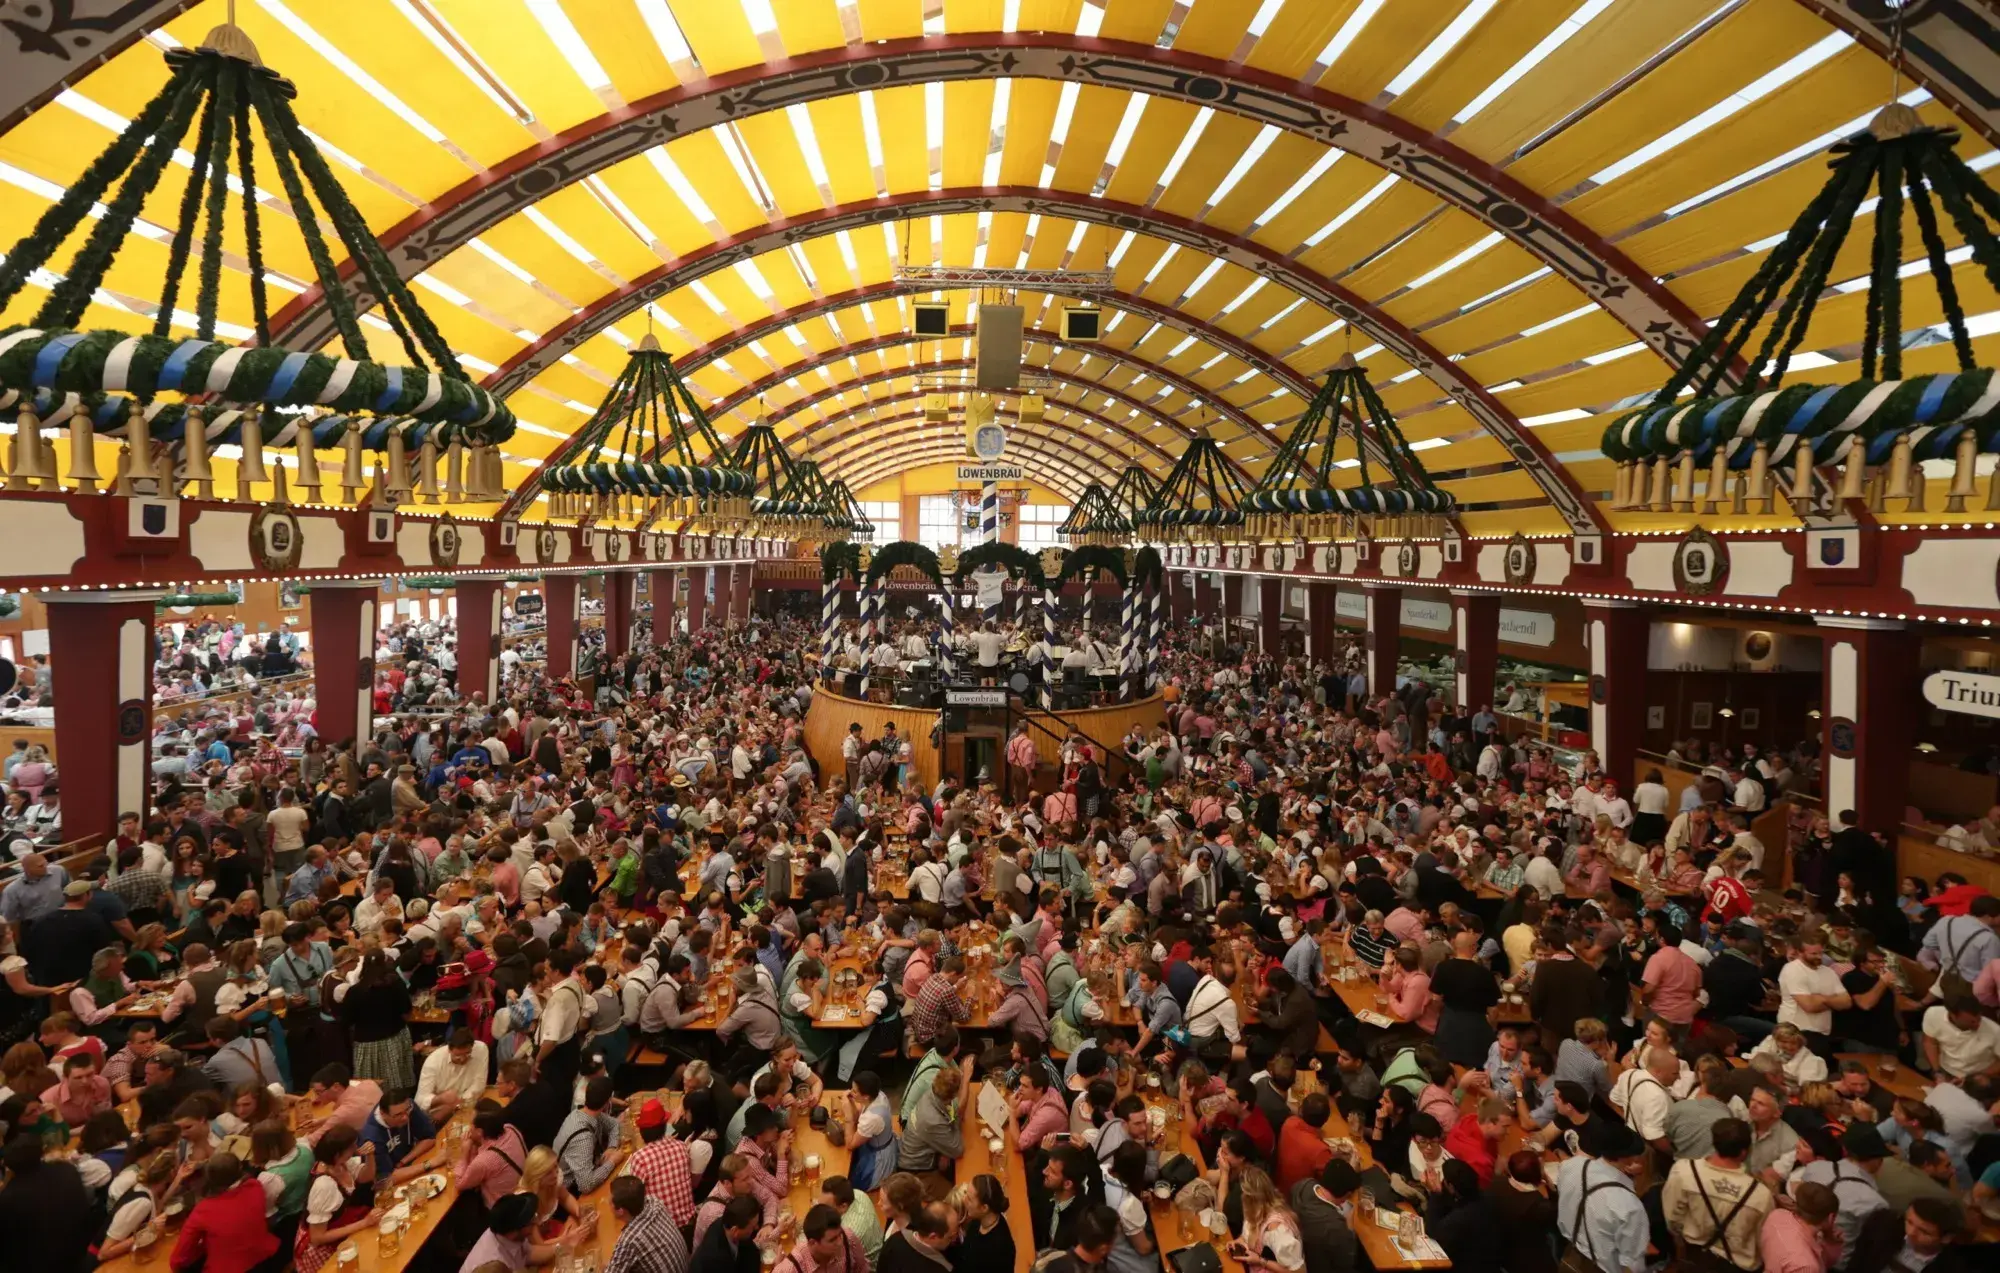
1947 429 1979 513
296 423 322 502
182 416 214 499
67 415 101 492
236 410 268 501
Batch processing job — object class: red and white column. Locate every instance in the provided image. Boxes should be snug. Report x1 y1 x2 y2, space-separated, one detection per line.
713 565 737 629
309 582 380 756
647 568 676 644
1584 600 1648 781
545 575 581 679
454 578 503 705
602 571 635 661
685 566 708 632
1453 591 1501 717
1308 582 1338 663
48 592 158 840
1222 575 1244 630
1817 618 1918 831
1259 577 1284 657
1364 583 1401 699
734 564 754 625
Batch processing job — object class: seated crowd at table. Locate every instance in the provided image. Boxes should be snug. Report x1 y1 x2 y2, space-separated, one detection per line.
0 602 1994 1273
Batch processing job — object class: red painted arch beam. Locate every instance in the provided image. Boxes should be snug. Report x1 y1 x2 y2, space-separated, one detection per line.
753 384 1171 481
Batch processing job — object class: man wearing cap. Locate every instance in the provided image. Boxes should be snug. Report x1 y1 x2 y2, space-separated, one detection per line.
22 877 118 986
1554 1124 1652 1273
1788 1124 1890 1264
626 1097 698 1228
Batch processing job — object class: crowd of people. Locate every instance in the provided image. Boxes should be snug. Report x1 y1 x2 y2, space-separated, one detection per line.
0 589 1990 1273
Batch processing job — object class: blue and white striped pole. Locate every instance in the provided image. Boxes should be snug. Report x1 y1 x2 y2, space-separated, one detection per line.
1041 586 1058 709
856 577 875 695
937 592 955 679
1147 576 1163 693
820 578 838 678
1117 583 1136 701
979 483 999 545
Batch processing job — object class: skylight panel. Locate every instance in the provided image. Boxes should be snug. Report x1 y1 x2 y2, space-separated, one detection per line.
1044 82 1081 185
648 148 716 224
1304 174 1397 247
634 0 694 65
1103 97 1148 170
413 273 474 307
1354 343 1383 359
1582 341 1645 365
1258 298 1306 330
1453 0 1615 124
585 175 659 248
1520 303 1593 337
787 105 834 192
1166 335 1197 358
924 83 945 189
1107 230 1138 268
1664 87 1928 217
733 261 776 300
1318 0 1387 69
743 0 779 34
1142 245 1180 285
1206 124 1280 209
1247 0 1287 37
1156 107 1214 190
1253 150 1340 230
1063 222 1088 258
1180 258 1226 300
719 125 774 212
1385 0 1498 97
1003 0 1021 32
984 80 1013 186
525 0 611 92
524 208 599 267
1408 437 1449 451
1301 320 1345 346
859 92 887 174
257 0 447 143
1403 231 1503 291
1589 32 1852 186
1522 409 1590 426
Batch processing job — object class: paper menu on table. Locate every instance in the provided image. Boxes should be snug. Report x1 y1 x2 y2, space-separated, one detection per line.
1354 1010 1397 1027
978 1082 1011 1139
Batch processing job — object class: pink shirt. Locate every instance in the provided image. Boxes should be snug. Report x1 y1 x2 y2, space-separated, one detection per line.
309 1079 383 1144
1642 946 1703 1025
1014 1085 1070 1151
1383 967 1438 1032
1760 1206 1842 1273
1974 957 2000 1009
1384 908 1425 945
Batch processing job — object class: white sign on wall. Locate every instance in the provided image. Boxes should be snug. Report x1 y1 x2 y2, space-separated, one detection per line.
1498 609 1558 648
1924 669 2000 719
1402 598 1453 632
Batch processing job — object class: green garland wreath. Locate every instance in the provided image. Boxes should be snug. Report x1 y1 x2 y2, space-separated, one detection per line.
820 542 860 585
1133 545 1164 590
863 540 943 590
953 541 1045 589
1058 545 1127 587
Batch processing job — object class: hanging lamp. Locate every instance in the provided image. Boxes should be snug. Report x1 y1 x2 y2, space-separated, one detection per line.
728 418 821 533
538 333 752 523
1245 352 1455 541
1060 482 1134 547
0 19 513 505
1110 464 1161 530
1601 100 2000 517
1133 427 1248 542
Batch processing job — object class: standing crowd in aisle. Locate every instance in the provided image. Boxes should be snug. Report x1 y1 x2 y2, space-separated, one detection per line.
0 600 1994 1273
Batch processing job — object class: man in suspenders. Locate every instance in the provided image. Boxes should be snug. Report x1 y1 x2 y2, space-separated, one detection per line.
1554 1125 1651 1273
535 950 592 1095
1662 1118 1774 1273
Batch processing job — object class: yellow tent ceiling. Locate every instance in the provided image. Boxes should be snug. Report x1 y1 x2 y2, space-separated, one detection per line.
0 0 1992 535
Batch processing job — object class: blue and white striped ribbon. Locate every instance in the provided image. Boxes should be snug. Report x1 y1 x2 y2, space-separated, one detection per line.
820 579 838 677
979 482 999 546
938 593 956 678
1041 586 1058 709
1147 579 1163 692
1117 584 1136 701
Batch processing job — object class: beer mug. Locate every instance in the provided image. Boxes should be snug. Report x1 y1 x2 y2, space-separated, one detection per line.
132 1227 159 1265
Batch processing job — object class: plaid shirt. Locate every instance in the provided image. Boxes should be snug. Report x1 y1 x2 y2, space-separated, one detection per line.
909 974 969 1046
627 1135 697 1226
607 1199 688 1273
105 865 169 911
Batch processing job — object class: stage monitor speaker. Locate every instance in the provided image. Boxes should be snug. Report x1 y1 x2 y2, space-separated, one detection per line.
913 302 950 337
1062 306 1101 342
896 686 928 707
842 672 863 696
1007 671 1031 694
975 305 1024 389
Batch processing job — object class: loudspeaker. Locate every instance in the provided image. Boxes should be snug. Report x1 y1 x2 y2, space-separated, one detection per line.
913 303 950 337
975 304 1024 389
896 685 928 707
1062 306 1101 342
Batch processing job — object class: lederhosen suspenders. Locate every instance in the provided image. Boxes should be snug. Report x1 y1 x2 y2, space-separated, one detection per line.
1559 1162 1625 1273
1688 1162 1767 1272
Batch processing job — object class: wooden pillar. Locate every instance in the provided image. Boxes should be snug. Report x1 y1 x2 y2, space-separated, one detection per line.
1308 581 1338 663
647 568 676 645
602 571 635 660
1817 618 1918 833
454 578 503 704
308 582 380 755
545 575 581 679
686 566 708 632
1584 600 1648 783
1259 577 1284 657
1364 584 1400 699
1453 591 1501 716
47 592 158 841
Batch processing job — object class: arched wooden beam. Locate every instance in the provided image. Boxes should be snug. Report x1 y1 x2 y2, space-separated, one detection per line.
264 33 1767 386
822 426 1115 499
484 191 1527 518
763 386 1164 485
726 362 1218 481
704 332 1245 474
9 7 1994 159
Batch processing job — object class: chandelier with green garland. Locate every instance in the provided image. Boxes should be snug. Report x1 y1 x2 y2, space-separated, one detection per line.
1110 464 1160 531
1602 102 2000 516
1133 428 1247 541
538 334 752 524
1060 482 1133 546
1244 353 1455 540
0 22 514 505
